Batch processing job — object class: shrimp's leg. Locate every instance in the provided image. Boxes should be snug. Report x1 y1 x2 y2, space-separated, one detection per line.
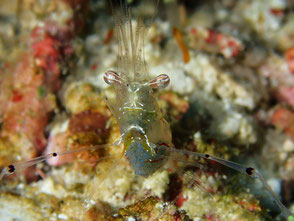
103 95 116 117
0 141 121 180
162 146 293 218
165 155 214 205
83 153 123 209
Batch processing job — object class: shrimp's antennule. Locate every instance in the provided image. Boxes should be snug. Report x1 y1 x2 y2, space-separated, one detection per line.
0 142 120 180
161 145 293 218
111 0 150 82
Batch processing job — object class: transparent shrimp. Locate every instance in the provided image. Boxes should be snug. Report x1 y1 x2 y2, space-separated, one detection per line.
0 1 293 220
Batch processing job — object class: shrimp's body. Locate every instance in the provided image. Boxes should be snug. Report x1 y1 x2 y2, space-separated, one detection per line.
113 80 172 176
103 7 172 176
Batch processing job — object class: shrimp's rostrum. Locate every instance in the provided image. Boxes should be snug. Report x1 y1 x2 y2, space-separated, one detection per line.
0 1 293 220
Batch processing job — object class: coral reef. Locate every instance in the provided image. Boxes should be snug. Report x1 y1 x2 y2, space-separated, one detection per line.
0 0 293 220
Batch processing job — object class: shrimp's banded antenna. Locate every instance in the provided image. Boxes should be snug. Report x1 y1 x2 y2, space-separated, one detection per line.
0 142 119 180
0 152 58 179
159 145 294 219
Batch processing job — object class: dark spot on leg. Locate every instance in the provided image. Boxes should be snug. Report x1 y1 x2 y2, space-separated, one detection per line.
8 165 15 173
246 167 254 175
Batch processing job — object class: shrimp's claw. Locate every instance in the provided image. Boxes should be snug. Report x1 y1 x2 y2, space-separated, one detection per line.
164 146 294 219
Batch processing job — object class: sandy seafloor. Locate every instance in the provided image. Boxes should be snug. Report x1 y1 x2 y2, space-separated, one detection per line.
0 0 294 220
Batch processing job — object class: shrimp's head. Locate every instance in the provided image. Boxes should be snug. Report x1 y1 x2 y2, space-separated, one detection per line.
104 70 170 113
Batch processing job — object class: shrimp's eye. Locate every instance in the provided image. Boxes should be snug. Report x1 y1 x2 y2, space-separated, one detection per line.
149 74 170 89
104 70 121 85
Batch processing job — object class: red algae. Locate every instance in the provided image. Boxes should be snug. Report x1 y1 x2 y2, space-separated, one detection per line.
175 194 188 207
173 27 190 64
0 21 75 161
270 107 294 141
1 55 53 152
0 0 85 180
189 27 244 58
103 28 114 45
0 54 55 181
286 47 294 74
11 90 23 102
31 23 74 92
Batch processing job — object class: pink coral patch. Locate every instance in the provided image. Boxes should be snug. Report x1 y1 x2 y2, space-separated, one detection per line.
286 47 294 74
276 87 294 108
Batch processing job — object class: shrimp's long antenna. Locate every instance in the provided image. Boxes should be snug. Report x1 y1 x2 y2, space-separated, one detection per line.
164 146 293 218
0 141 121 180
149 0 160 27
